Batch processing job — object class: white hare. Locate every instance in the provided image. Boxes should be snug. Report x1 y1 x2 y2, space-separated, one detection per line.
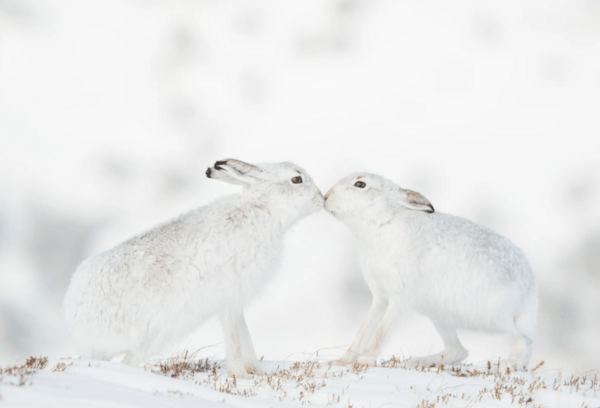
63 159 323 377
324 173 537 371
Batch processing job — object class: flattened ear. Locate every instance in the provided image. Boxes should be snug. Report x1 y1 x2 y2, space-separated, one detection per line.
205 158 262 186
398 188 435 213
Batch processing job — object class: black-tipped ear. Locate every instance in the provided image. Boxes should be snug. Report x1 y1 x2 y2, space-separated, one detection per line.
214 160 227 171
206 158 261 186
217 159 260 176
398 189 434 213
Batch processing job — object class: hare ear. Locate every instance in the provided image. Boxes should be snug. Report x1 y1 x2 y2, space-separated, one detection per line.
206 159 261 186
398 188 435 213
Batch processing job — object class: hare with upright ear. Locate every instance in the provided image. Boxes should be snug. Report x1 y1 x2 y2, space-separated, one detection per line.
324 173 537 371
63 159 324 377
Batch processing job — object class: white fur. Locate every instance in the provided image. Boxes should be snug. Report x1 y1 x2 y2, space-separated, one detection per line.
63 159 323 377
324 173 537 370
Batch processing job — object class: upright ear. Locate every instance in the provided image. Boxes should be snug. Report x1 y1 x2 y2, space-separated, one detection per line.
205 158 262 186
397 188 435 213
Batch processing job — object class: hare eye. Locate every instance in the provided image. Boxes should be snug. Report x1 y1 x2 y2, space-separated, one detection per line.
291 176 303 184
354 181 366 188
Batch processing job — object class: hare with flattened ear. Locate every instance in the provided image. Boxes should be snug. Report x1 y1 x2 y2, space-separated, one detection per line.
324 173 537 371
63 159 324 377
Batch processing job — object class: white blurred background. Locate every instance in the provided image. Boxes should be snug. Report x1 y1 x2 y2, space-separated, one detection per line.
1 0 599 371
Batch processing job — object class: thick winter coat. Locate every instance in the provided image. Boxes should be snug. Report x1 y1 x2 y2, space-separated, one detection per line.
324 173 537 370
64 159 323 377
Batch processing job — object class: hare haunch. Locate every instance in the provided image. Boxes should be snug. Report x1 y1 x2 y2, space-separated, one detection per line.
63 159 323 377
324 173 537 370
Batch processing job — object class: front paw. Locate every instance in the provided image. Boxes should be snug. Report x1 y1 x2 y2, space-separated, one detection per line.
331 359 352 367
498 359 526 373
406 356 439 369
355 356 377 367
245 364 265 376
228 365 251 379
405 357 420 368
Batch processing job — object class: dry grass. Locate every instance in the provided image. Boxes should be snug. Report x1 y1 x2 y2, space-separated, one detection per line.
52 361 73 372
0 356 75 391
253 360 327 403
3 353 597 407
433 359 596 407
148 350 215 380
146 352 600 407
0 356 48 387
379 357 600 407
147 352 258 397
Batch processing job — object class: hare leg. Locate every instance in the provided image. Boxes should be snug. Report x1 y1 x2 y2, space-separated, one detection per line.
355 303 399 366
502 308 535 371
407 323 468 368
219 306 250 378
237 312 265 375
333 297 388 366
121 351 143 367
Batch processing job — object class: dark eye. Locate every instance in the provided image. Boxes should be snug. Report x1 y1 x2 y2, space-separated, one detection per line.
354 181 366 188
291 176 303 184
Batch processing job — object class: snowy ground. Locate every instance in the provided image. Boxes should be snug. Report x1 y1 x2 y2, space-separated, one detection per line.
2 354 599 407
2 0 600 399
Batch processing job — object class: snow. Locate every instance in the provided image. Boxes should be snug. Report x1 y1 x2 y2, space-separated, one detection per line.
2 0 600 395
2 356 599 407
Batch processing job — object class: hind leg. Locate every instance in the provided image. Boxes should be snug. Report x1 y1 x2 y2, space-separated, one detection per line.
407 323 468 368
77 333 133 365
503 335 532 372
120 351 143 366
503 308 535 371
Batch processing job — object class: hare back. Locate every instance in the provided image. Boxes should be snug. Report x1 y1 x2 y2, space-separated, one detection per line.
64 202 283 358
361 212 537 331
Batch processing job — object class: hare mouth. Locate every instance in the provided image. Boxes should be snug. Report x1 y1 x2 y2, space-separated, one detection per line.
324 207 337 216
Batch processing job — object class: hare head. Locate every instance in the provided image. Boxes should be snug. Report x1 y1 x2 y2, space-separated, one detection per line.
206 159 324 218
324 172 434 224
